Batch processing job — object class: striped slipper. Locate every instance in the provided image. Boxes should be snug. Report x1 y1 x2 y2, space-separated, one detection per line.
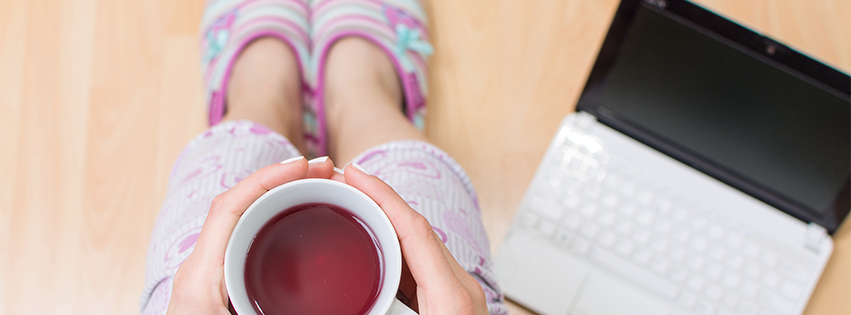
306 0 434 157
200 0 311 126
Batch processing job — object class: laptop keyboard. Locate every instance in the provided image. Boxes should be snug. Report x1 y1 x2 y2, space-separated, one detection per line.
516 128 819 315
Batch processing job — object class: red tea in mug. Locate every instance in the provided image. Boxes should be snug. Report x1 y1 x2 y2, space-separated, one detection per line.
244 203 382 315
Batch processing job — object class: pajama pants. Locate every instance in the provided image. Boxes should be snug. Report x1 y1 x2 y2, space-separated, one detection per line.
140 120 507 314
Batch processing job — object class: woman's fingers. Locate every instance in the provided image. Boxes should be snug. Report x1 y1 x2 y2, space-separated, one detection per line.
437 237 488 309
343 164 460 292
331 166 347 183
306 156 336 179
192 157 310 266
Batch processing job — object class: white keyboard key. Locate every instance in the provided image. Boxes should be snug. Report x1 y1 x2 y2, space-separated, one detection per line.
694 206 710 215
633 229 651 245
572 237 592 256
636 211 654 225
669 246 687 262
615 240 635 257
679 291 697 309
650 258 669 275
619 203 637 217
758 291 793 314
778 260 809 283
615 221 633 235
538 220 557 236
581 224 599 239
743 242 761 258
708 224 724 239
636 191 654 205
621 182 636 197
707 245 725 261
687 256 705 271
739 301 759 315
567 157 583 169
520 212 539 227
536 192 561 206
691 216 707 231
633 250 652 266
694 300 715 315
672 208 689 222
562 213 581 231
600 194 619 208
691 237 708 252
598 231 617 248
585 167 599 180
580 204 598 218
554 229 574 246
726 254 744 271
704 263 723 280
672 227 690 243
723 293 739 308
559 175 583 193
669 266 688 284
597 211 615 227
544 174 567 189
740 281 758 298
686 275 706 292
761 252 779 267
726 233 743 249
531 199 563 221
561 194 582 210
705 284 723 301
602 173 621 187
650 239 669 253
583 185 602 200
722 273 741 289
589 248 679 300
781 282 803 299
745 263 761 279
654 199 672 214
762 272 780 288
653 220 672 235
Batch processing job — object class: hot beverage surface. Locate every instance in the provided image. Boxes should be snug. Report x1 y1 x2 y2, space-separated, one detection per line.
244 203 382 315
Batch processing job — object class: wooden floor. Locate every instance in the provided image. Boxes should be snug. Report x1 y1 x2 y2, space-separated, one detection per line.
0 0 848 314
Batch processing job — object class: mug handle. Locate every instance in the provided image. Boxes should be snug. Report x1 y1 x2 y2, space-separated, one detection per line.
387 298 418 315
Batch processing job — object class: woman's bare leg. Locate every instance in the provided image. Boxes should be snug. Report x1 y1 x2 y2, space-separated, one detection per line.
223 37 305 152
324 37 427 164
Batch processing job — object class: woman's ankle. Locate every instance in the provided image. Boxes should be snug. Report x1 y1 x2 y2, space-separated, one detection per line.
323 37 426 162
323 37 403 120
223 37 304 150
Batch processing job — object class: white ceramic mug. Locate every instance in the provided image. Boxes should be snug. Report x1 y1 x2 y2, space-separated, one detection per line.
224 178 417 315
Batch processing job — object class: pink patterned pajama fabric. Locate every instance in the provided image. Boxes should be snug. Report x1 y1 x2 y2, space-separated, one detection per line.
140 120 507 314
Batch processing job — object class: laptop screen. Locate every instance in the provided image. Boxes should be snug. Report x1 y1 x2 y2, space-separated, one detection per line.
592 5 850 218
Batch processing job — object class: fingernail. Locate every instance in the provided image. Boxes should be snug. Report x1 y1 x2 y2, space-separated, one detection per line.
352 163 372 176
307 156 329 165
333 167 345 175
280 156 304 164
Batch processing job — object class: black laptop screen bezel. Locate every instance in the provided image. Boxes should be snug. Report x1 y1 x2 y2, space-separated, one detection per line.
575 0 851 234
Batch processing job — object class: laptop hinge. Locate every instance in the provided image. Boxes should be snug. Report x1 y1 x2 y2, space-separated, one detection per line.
804 222 828 254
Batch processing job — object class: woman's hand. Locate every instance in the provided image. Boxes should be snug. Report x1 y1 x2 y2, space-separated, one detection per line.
166 156 337 315
344 164 489 315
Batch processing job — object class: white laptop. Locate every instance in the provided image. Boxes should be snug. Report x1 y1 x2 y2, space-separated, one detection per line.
493 1 851 315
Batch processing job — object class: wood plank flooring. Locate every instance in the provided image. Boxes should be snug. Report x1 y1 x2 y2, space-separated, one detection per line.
1 0 848 314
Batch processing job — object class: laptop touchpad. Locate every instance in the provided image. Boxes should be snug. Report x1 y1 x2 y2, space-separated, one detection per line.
574 272 670 315
494 231 589 315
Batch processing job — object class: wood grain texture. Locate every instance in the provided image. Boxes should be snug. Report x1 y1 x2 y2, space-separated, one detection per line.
0 0 847 314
